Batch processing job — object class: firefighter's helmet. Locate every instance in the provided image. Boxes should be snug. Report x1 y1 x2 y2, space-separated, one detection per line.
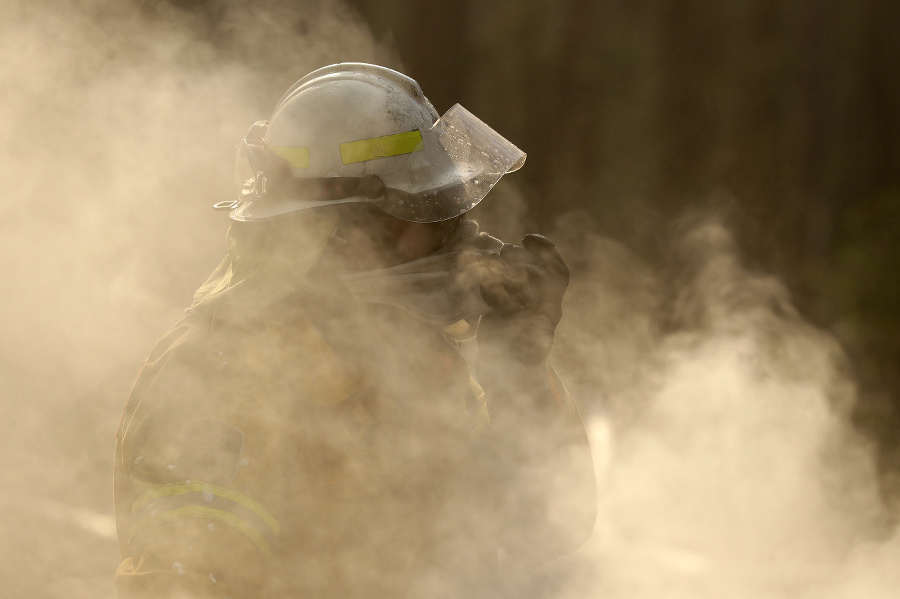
222 63 525 223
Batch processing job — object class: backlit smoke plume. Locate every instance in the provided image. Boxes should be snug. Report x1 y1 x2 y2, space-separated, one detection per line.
523 215 899 598
1 1 392 596
1 1 897 597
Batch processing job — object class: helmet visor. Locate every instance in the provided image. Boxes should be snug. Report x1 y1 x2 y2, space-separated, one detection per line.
373 103 526 222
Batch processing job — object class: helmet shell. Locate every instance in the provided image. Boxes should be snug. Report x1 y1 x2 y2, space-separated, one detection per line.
268 63 440 179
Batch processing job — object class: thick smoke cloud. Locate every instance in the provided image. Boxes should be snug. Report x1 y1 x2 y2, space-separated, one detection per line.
1 1 391 596
518 215 898 598
1 0 897 597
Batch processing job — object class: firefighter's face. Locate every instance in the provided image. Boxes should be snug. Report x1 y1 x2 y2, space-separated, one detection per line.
330 204 449 270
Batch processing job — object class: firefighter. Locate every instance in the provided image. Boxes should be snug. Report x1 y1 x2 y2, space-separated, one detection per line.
114 63 596 598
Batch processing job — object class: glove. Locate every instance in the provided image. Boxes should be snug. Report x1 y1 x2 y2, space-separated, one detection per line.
477 234 570 368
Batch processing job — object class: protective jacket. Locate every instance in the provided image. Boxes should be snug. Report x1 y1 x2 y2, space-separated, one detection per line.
114 223 595 599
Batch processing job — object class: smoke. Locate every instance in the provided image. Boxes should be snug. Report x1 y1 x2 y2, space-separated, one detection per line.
1 0 898 597
508 214 898 598
0 1 392 596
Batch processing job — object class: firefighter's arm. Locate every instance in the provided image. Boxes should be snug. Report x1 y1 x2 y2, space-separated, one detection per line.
114 418 277 599
476 235 597 566
116 515 265 599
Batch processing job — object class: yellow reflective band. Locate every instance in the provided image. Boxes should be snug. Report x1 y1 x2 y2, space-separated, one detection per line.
271 146 310 169
340 130 423 164
129 506 273 562
134 481 280 534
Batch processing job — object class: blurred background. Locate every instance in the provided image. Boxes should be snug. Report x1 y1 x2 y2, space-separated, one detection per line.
1 0 898 597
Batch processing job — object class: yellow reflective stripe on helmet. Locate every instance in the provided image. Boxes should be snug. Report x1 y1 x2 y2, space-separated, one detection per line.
270 146 310 168
129 505 274 561
134 481 280 534
340 130 423 164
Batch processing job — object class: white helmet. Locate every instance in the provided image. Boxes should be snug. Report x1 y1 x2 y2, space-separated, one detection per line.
220 63 526 223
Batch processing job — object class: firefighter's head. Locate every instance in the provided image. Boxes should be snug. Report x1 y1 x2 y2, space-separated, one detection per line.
218 63 524 269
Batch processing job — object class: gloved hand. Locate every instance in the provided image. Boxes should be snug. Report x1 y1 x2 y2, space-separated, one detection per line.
477 234 570 368
474 236 595 563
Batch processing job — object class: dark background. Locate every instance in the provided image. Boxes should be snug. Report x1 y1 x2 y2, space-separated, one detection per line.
158 0 900 493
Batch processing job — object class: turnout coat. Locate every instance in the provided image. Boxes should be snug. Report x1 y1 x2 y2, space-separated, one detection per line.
114 235 595 599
